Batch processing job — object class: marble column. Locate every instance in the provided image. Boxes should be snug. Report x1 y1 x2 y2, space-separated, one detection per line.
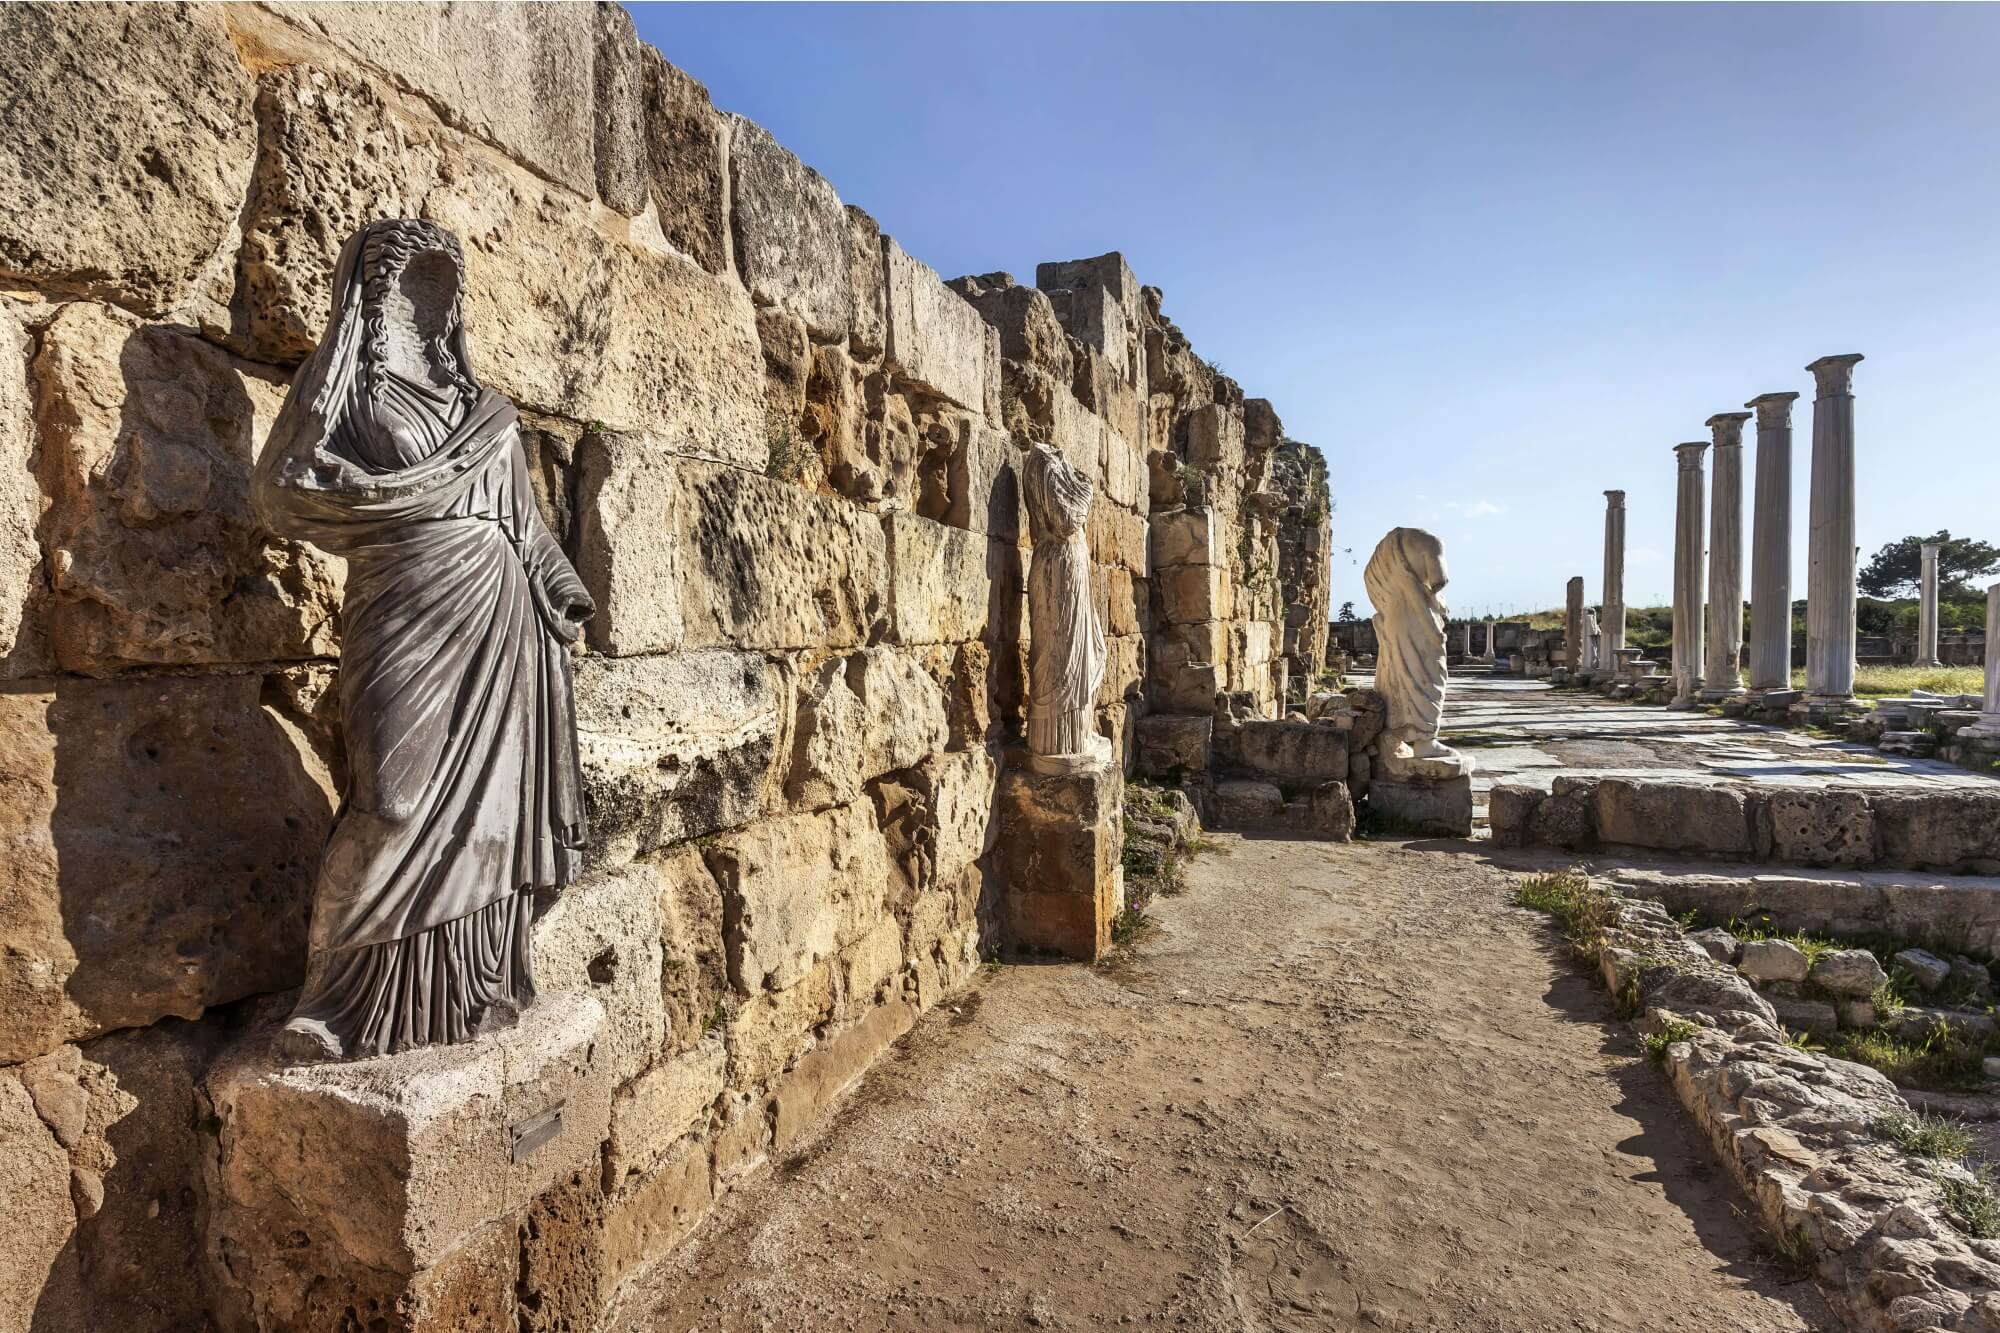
1746 391 1799 693
1601 490 1627 671
1701 412 1750 697
1966 584 2000 739
1671 442 1709 708
1805 354 1864 702
1564 576 1584 670
1460 620 1472 659
1917 542 1943 667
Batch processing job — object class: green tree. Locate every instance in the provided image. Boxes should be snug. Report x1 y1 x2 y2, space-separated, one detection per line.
1336 601 1357 622
1860 531 2000 599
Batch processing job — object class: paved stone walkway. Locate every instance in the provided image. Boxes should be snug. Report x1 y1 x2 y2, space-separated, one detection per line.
609 837 1831 1331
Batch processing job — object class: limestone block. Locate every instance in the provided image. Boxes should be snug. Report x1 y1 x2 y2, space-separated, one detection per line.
1135 714 1212 777
1873 792 2000 870
573 651 787 867
1242 620 1275 667
1896 949 1952 992
844 206 889 359
1236 720 1348 783
1158 564 1227 624
1185 404 1243 470
703 801 894 995
725 959 836 1090
949 423 1027 542
787 648 950 808
0 677 335 1063
1073 343 1145 448
1740 939 1810 984
1594 779 1752 857
604 1038 725 1193
1767 995 1838 1040
948 275 1074 383
0 1078 74 1333
930 746 1001 877
32 302 343 674
729 116 851 340
654 847 729 1058
1768 788 1875 868
602 1140 711 1294
1103 427 1143 511
840 916 906 1011
1370 775 1473 837
1528 793 1595 849
532 864 667 1086
0 304 41 669
1091 503 1149 575
204 995 612 1330
1035 253 1140 366
1810 949 1889 998
261 1 598 196
589 5 645 215
994 764 1121 961
1214 779 1282 826
884 235 990 412
1153 620 1229 670
1154 661 1222 714
575 440 888 654
1097 633 1143 711
637 48 729 274
773 999 915 1150
0 3 253 315
1486 783 1542 848
1151 508 1221 567
1099 566 1144 638
884 513 1006 646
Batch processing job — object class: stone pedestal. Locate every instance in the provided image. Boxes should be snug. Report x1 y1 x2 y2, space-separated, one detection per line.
203 993 613 1333
1601 490 1627 667
1806 354 1863 702
994 760 1121 960
1670 442 1708 708
1701 412 1750 699
1917 542 1943 667
1370 750 1474 836
1747 391 1799 693
1964 584 2000 740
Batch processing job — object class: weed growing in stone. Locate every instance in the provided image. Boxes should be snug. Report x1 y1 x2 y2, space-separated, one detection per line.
1640 1017 1703 1062
1512 869 1612 961
1940 1168 2000 1239
1828 1020 1992 1092
1873 1111 1973 1161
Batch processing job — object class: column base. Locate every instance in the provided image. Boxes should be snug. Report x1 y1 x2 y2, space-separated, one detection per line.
203 993 613 1333
994 759 1122 961
1697 686 1747 703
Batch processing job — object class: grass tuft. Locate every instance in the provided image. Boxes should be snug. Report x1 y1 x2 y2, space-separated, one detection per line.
1940 1169 2000 1239
1513 869 1613 961
1640 1017 1703 1062
1826 1019 1994 1092
1874 1111 1973 1161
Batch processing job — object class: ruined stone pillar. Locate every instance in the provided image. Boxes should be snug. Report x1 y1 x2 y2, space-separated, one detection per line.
1746 391 1799 694
1702 412 1750 698
1670 442 1709 708
1917 542 1943 667
1460 620 1472 659
1805 354 1863 702
1564 577 1584 670
1484 616 1497 662
1601 490 1627 670
1967 584 2000 739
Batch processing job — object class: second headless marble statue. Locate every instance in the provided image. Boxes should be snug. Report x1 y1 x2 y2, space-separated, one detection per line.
1363 527 1463 773
1023 442 1109 773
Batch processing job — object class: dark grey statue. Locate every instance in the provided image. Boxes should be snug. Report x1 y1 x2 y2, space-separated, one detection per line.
253 220 593 1059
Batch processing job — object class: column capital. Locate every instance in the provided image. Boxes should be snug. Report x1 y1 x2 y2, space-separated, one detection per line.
1921 542 1941 559
1806 353 1864 395
1603 489 1625 507
1675 441 1709 470
1746 391 1799 429
1705 411 1751 447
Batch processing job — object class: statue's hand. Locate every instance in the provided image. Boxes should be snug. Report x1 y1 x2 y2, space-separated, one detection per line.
552 585 595 643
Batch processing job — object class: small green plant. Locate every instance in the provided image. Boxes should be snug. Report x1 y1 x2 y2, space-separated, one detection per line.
1640 1017 1703 1062
1827 1019 1993 1092
1765 1223 1817 1277
1111 906 1151 947
765 423 802 480
1512 869 1612 961
702 1001 726 1034
1940 1168 2000 1239
1873 1110 1973 1161
1782 1028 1822 1052
1871 979 1910 1018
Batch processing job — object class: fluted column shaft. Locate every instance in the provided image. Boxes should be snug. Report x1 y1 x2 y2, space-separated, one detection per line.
1968 585 2000 739
1672 442 1708 706
1918 543 1942 667
1601 490 1627 668
1806 354 1863 700
1703 413 1750 695
1747 392 1799 692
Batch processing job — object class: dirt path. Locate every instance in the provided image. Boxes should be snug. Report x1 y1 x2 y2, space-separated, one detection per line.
607 836 1833 1331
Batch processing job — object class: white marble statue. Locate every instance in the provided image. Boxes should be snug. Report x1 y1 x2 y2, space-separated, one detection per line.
1582 609 1602 672
1024 442 1109 772
1364 527 1464 774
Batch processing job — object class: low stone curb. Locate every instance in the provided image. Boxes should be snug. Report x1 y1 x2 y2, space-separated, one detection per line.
1575 886 2000 1331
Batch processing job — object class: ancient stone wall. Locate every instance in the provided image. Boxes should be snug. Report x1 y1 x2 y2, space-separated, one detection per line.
0 4 1329 1328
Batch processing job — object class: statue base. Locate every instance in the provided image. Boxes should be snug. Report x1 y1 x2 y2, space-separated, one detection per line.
994 758 1122 961
1371 748 1474 836
203 992 613 1333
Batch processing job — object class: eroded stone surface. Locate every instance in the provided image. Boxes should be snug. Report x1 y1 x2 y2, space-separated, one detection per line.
729 118 851 341
787 648 949 809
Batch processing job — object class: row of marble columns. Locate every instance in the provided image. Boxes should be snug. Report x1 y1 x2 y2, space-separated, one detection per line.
1591 354 1868 706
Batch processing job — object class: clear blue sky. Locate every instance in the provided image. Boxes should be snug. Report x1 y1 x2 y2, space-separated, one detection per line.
631 2 2000 618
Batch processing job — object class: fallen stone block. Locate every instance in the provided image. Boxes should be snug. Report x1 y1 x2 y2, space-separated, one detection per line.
1739 939 1809 984
1809 949 1888 998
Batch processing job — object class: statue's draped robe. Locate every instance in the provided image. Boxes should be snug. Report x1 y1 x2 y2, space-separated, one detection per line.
1364 529 1449 748
254 229 587 1057
1024 446 1107 758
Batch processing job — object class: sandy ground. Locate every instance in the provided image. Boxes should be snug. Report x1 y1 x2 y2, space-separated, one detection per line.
608 836 1835 1332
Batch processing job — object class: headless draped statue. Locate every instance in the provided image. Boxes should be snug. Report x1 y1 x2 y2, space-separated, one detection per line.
1363 527 1457 764
1024 442 1109 773
253 220 594 1060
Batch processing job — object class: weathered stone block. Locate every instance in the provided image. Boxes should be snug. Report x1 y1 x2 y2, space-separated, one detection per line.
532 864 667 1086
1135 714 1212 777
590 4 645 215
1185 404 1243 470
772 999 916 1150
1151 507 1220 568
1528 793 1594 849
1873 791 2000 870
0 1077 73 1333
788 647 949 808
204 995 612 1331
576 441 888 654
929 746 1001 877
0 2 254 316
948 423 1025 541
1153 661 1222 714
0 677 335 1063
729 116 851 340
573 651 787 868
1811 949 1889 998
604 1038 725 1194
884 513 1008 646
0 304 41 671
703 801 893 996
1369 775 1473 837
884 235 991 412
1594 779 1752 857
845 206 888 359
1740 939 1810 983
994 764 1121 961
1768 788 1875 868
654 847 728 1058
32 301 343 674
725 960 835 1090
637 48 729 273
1486 783 1542 848
1158 565 1227 624
602 1140 711 1294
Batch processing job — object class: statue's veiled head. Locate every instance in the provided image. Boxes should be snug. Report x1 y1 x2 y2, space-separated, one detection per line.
354 219 475 404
